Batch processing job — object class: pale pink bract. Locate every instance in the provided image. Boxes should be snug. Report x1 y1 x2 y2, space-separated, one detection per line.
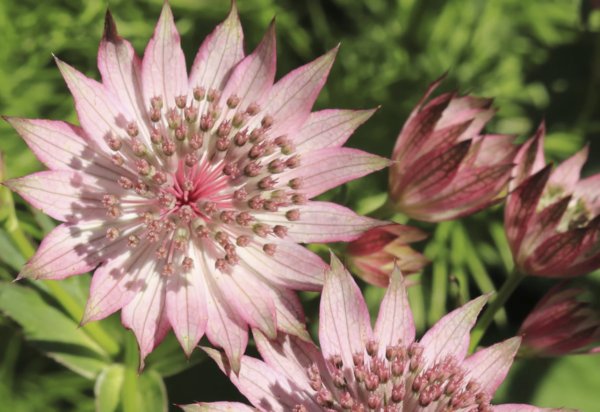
184 255 576 412
2 3 389 370
388 76 519 222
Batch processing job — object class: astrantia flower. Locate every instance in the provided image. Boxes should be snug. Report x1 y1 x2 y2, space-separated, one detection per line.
2 3 389 369
184 254 575 412
346 224 430 287
505 122 600 277
518 281 600 357
388 76 518 222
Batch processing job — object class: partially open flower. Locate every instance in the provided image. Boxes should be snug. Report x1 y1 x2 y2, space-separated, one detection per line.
518 281 600 357
2 2 389 370
389 75 518 222
183 255 577 412
505 122 600 277
346 224 430 287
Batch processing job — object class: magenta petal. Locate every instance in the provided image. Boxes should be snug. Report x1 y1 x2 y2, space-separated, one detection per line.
165 246 208 358
237 242 325 292
188 3 244 93
547 145 588 194
98 9 150 136
141 1 188 111
524 228 587 277
2 118 120 178
420 294 489 365
292 109 377 152
319 253 373 369
216 265 277 340
54 58 134 151
373 265 415 355
180 402 257 412
121 272 171 371
18 221 123 280
264 47 338 137
254 329 326 393
204 347 319 412
220 19 277 110
261 281 311 341
505 165 553 258
260 202 388 243
277 147 391 198
82 245 155 324
4 170 127 222
200 253 248 373
463 337 521 394
510 122 546 191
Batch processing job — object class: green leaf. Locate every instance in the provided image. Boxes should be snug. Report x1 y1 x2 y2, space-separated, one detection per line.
0 228 26 272
0 281 109 379
136 370 168 412
95 365 125 412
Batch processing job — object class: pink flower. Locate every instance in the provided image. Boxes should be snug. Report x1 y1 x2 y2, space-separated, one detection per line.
505 122 600 277
389 76 518 222
518 281 600 357
184 254 576 412
2 3 389 370
346 224 430 287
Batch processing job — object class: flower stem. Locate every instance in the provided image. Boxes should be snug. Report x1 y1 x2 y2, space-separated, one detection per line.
469 267 526 354
122 332 139 412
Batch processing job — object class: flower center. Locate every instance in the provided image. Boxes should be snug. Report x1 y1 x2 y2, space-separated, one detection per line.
99 86 307 276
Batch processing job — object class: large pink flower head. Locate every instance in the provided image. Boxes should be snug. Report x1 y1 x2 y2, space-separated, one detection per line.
505 122 600 277
184 255 574 412
517 281 600 357
2 3 389 369
388 76 519 222
346 224 430 287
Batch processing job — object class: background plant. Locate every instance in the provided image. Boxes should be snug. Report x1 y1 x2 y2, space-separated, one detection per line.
0 0 599 411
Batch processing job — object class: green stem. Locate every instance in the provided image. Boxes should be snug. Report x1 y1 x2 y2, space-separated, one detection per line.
469 267 526 354
122 332 139 412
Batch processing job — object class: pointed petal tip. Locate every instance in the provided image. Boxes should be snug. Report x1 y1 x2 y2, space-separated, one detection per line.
103 7 120 43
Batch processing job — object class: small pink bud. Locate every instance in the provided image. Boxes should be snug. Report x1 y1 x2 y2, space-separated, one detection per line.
127 235 140 248
331 369 346 388
233 188 248 201
202 201 217 215
286 209 301 221
288 178 304 190
237 235 250 247
162 263 175 276
156 246 168 259
150 107 161 122
340 392 354 409
167 109 182 129
234 129 249 146
215 258 228 272
292 193 307 205
189 133 204 149
111 153 124 167
268 158 286 174
248 195 265 210
193 86 206 101
227 94 240 109
217 120 232 138
364 372 379 391
175 95 187 109
236 212 253 226
178 205 194 222
273 225 288 238
285 155 300 169
118 176 133 189
200 114 215 131
220 210 235 224
195 225 210 238
147 230 160 243
261 114 274 129
368 394 382 410
185 153 199 167
153 171 168 185
108 137 122 151
419 388 434 407
253 224 272 238
184 106 198 123
232 111 249 128
107 206 122 219
365 339 379 357
245 102 260 116
182 257 194 270
175 124 188 141
353 352 365 366
135 159 150 176
263 244 277 256
412 374 427 392
354 364 367 382
316 389 333 408
207 88 222 103
259 177 276 190
249 128 265 144
162 139 176 156
126 122 139 137
244 161 262 177
106 227 120 240
103 195 118 208
392 384 406 403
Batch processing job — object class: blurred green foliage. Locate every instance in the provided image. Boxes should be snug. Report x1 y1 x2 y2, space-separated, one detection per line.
1 0 600 411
